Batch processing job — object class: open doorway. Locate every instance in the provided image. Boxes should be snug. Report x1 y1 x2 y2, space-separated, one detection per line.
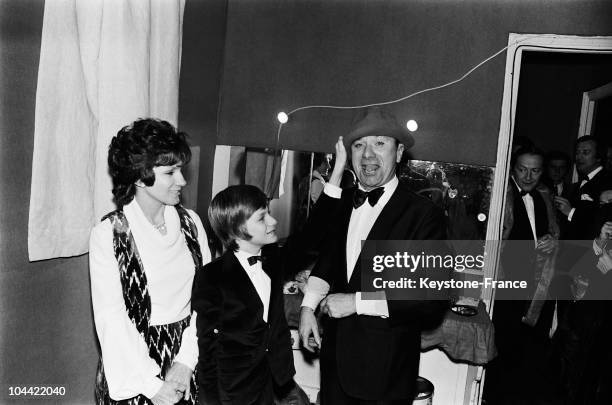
513 52 612 182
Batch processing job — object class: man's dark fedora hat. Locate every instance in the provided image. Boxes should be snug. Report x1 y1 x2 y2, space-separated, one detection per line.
343 107 415 151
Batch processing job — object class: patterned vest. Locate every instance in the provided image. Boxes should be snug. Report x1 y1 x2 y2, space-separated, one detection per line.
101 205 203 337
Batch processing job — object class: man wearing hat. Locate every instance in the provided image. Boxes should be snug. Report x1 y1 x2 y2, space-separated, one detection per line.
299 107 448 404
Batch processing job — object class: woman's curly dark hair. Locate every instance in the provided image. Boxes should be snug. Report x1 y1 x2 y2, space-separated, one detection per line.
108 118 191 208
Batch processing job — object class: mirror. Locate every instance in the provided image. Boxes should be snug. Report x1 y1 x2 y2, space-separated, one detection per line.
398 159 494 242
211 144 495 274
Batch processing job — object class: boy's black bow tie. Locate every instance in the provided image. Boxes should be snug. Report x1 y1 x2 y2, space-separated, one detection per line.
247 255 264 266
353 187 384 208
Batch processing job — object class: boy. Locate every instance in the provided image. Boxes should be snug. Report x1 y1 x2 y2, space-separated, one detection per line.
194 139 345 404
192 185 294 404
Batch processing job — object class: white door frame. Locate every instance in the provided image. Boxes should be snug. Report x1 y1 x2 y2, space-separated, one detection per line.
474 33 612 405
578 81 612 138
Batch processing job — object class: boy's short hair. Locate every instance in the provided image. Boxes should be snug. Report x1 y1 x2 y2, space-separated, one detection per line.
208 185 268 252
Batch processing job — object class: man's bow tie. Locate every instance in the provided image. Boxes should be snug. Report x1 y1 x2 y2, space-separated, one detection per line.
579 174 589 183
247 255 264 266
519 189 532 197
353 187 384 208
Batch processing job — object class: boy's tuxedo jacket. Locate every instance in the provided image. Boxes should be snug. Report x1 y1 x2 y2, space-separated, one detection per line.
192 247 294 404
193 193 339 404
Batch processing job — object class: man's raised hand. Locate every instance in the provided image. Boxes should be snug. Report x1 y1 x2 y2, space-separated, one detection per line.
328 136 347 187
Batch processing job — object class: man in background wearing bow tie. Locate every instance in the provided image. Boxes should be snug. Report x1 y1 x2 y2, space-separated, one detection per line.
484 145 560 403
549 137 611 356
299 107 448 404
554 136 611 240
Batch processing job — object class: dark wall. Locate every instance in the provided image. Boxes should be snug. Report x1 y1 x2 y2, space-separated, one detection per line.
0 1 98 404
217 0 612 166
514 52 612 157
178 0 228 218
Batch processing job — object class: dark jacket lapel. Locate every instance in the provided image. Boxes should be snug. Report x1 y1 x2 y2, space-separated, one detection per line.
511 181 532 238
367 185 410 240
334 189 356 288
583 170 607 196
221 252 264 315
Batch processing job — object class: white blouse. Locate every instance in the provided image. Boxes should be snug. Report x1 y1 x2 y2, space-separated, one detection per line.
89 199 211 400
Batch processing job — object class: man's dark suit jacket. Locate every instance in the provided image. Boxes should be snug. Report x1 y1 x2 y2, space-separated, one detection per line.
563 169 612 240
192 247 294 404
503 181 550 285
497 182 555 345
311 182 448 401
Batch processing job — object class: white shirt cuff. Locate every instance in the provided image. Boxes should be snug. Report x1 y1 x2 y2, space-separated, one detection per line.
173 312 198 371
142 377 164 400
568 208 576 222
593 239 604 256
597 254 612 275
323 183 342 199
355 292 389 318
301 276 329 310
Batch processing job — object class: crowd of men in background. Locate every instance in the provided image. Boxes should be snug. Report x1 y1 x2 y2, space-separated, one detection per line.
484 135 612 405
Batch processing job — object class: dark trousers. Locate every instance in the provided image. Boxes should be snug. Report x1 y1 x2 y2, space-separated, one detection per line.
484 300 562 404
205 362 296 405
206 371 305 405
253 375 275 405
553 300 611 405
319 351 411 405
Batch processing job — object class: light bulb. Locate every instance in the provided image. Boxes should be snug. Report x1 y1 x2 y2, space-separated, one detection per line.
477 213 487 222
406 119 418 132
277 112 289 124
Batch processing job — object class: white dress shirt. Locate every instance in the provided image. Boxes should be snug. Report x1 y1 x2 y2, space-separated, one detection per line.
234 249 272 322
302 177 400 318
89 199 211 400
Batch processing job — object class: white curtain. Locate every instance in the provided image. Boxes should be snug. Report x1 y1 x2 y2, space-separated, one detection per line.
28 0 185 261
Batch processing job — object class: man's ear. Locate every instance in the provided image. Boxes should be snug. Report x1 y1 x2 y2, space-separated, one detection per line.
396 143 405 163
135 179 145 188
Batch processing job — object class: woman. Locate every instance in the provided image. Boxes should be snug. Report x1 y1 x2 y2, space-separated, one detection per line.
90 119 211 405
